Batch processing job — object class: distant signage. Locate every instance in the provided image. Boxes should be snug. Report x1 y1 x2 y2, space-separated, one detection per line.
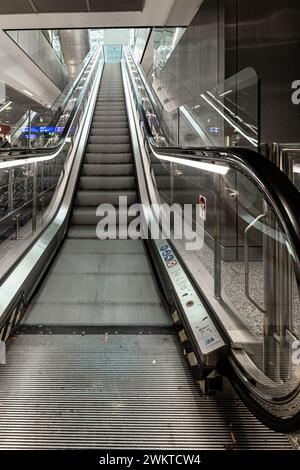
24 134 36 139
208 126 219 134
23 126 64 133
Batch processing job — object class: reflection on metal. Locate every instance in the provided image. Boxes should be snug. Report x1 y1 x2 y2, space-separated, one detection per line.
180 105 215 146
201 92 258 147
58 30 90 80
244 213 266 313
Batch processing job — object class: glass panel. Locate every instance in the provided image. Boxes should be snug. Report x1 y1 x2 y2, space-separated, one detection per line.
125 47 260 149
125 44 300 414
149 150 300 392
6 30 68 91
130 28 151 63
0 45 97 150
0 46 102 266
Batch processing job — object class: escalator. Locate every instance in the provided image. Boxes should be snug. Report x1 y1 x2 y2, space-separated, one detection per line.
0 50 299 449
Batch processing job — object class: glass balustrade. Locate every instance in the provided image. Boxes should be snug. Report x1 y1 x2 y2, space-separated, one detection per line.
0 46 103 269
123 46 300 421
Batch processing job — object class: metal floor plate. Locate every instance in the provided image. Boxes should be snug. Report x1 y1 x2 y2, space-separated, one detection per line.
0 334 292 449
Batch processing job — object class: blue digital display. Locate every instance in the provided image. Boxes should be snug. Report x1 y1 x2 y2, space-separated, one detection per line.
24 134 36 139
208 126 219 134
23 126 64 133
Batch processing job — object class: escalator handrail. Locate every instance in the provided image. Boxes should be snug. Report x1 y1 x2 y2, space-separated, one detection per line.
124 50 300 275
0 45 102 160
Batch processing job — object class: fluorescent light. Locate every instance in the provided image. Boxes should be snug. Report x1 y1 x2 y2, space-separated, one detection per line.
151 148 229 175
293 163 300 174
0 150 60 170
0 101 12 113
220 89 233 97
22 89 34 97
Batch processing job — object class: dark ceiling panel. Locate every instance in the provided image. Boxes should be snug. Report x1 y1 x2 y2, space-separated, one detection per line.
33 0 88 13
0 0 34 14
0 0 145 14
89 0 145 12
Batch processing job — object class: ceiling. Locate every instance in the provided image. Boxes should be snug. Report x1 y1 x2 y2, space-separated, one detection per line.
58 30 90 79
0 84 46 129
0 1 203 28
0 0 145 14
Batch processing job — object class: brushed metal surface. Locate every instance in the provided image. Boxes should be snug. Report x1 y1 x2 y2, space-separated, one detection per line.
0 334 292 449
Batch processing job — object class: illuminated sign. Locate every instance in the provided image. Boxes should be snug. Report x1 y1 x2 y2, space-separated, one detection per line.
23 126 64 133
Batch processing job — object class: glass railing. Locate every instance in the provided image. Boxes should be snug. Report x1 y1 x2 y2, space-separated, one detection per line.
0 45 103 272
123 47 300 430
0 46 96 152
124 47 260 149
6 30 68 90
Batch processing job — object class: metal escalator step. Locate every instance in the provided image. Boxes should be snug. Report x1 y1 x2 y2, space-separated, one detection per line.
84 154 132 164
90 128 128 136
95 105 126 110
92 116 128 123
97 94 124 98
49 252 152 275
21 303 169 326
86 143 131 153
92 114 127 120
67 224 136 239
0 334 291 449
71 207 137 225
94 106 126 111
82 163 134 176
93 111 127 117
75 190 137 206
30 273 161 305
61 239 145 253
91 121 128 129
95 102 126 106
79 176 135 190
88 135 130 144
97 98 125 102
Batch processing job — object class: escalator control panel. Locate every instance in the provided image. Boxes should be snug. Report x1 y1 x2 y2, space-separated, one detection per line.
157 240 226 367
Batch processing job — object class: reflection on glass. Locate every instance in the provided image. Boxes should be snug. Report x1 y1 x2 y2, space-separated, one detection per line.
125 47 260 149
